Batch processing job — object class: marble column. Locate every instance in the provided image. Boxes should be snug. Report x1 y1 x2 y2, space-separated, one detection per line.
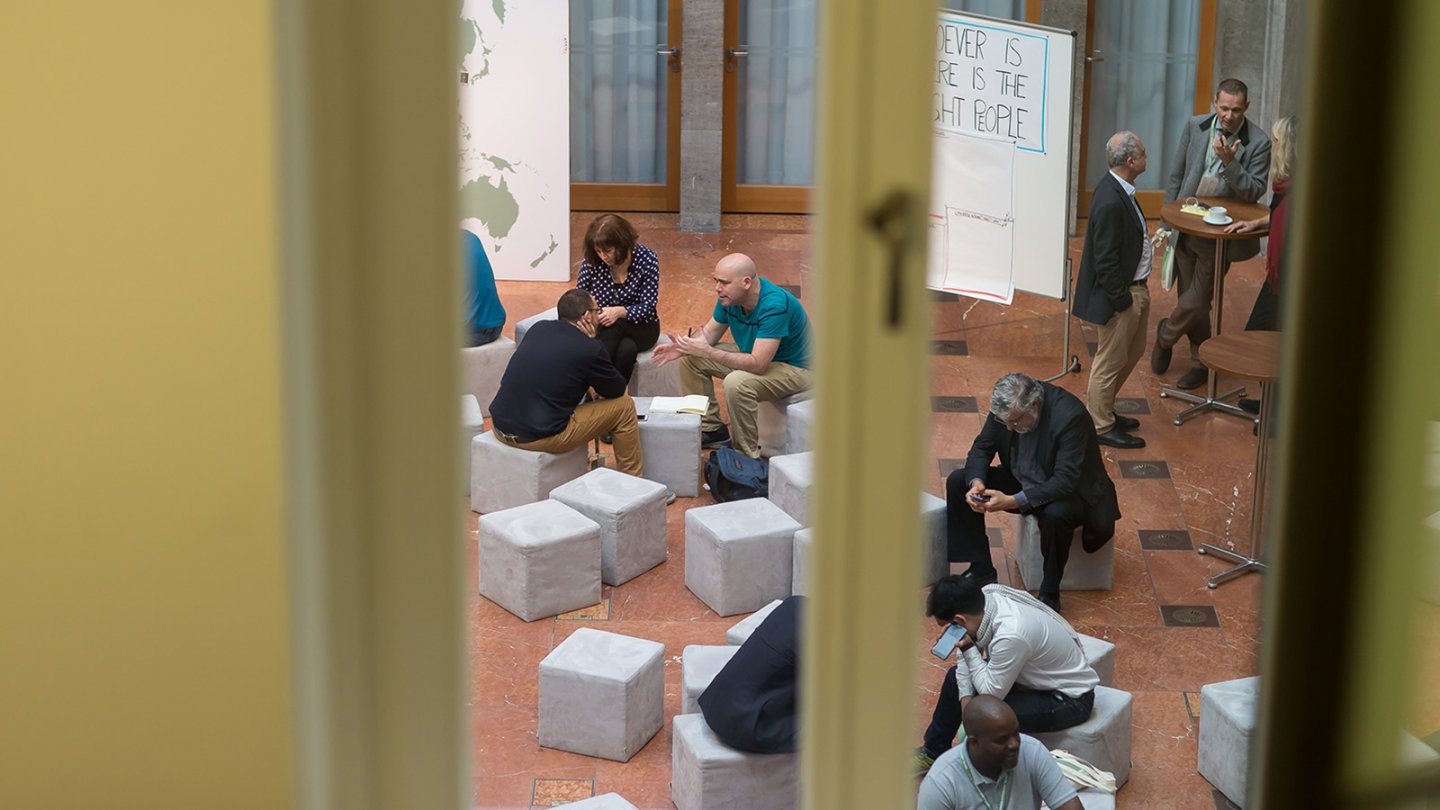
680 0 724 232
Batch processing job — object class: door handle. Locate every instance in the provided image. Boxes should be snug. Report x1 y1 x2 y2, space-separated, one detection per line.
725 47 750 73
657 45 681 73
1085 50 1105 63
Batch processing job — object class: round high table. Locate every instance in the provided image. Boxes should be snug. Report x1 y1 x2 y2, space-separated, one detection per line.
1157 198 1270 426
1195 330 1282 588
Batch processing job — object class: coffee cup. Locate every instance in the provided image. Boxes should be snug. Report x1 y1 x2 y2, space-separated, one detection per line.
1204 206 1229 224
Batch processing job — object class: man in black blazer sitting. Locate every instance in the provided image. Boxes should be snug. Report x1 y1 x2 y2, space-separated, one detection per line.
1072 131 1152 450
698 595 802 754
488 288 643 477
946 373 1121 611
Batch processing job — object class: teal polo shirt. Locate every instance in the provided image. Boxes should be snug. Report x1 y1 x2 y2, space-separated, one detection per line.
713 278 812 370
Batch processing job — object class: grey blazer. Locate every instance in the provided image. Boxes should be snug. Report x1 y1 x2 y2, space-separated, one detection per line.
1164 114 1272 261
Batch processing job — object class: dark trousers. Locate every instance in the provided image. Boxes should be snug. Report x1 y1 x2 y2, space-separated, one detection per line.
922 667 1094 757
1244 278 1281 332
945 466 1112 596
596 319 660 383
466 325 502 347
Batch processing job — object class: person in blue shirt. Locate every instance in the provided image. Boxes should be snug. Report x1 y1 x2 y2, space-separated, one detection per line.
462 229 506 346
651 253 812 458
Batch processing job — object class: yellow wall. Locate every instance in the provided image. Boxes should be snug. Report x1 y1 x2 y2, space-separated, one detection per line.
0 4 294 808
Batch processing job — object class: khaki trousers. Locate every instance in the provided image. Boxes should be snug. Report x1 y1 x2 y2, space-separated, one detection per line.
496 393 642 477
1159 234 1231 364
679 344 813 458
1087 284 1150 433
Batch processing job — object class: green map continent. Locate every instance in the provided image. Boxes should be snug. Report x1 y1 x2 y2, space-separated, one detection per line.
459 175 520 241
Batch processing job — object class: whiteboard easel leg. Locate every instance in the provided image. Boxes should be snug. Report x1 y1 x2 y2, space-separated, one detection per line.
1042 258 1081 382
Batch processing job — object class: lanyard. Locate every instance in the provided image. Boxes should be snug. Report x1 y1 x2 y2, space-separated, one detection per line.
959 748 1011 810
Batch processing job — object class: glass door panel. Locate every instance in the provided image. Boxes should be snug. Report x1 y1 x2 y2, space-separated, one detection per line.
1079 0 1214 216
722 0 818 213
571 0 682 211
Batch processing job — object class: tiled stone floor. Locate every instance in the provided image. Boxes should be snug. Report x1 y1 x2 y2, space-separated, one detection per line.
469 213 1439 809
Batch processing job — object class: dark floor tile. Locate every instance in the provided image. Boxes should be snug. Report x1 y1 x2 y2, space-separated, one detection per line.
1139 529 1194 551
931 396 978 413
533 778 594 804
1085 340 1098 357
778 284 801 299
1184 691 1202 720
1115 396 1152 415
931 340 970 356
1212 788 1242 809
987 527 1003 547
1120 460 1172 479
930 290 958 302
1160 604 1221 628
938 458 965 478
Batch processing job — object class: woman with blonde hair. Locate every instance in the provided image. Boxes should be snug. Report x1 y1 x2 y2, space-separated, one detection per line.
1225 115 1296 332
576 213 661 384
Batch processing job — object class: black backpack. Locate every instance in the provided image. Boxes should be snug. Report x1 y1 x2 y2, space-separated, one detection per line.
704 447 769 502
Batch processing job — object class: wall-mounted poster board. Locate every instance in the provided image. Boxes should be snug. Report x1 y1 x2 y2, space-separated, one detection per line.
928 12 1076 304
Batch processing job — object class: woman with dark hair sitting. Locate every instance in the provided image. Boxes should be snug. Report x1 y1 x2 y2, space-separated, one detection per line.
576 214 661 384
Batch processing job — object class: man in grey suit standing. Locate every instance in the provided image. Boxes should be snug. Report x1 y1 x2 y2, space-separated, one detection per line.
1152 78 1271 390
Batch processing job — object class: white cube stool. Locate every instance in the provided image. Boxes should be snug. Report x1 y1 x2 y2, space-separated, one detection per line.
460 336 516 417
478 500 601 622
671 713 798 810
1033 685 1133 788
726 599 784 645
1198 675 1260 807
555 793 640 810
681 644 741 714
784 399 816 454
686 500 802 616
756 391 814 458
1015 514 1115 591
792 528 814 596
461 395 485 484
630 334 681 397
513 306 557 346
471 431 589 514
539 628 665 762
1046 789 1115 810
1422 509 1440 605
633 396 702 497
767 451 813 527
920 492 948 585
1079 633 1117 688
550 467 669 586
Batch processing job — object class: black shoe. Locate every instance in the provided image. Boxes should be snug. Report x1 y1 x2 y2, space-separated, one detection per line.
1238 398 1260 415
958 566 998 587
1082 528 1114 553
1096 427 1146 449
701 424 731 449
1113 413 1140 431
602 432 614 444
1038 592 1062 612
1176 365 1209 390
1150 320 1174 373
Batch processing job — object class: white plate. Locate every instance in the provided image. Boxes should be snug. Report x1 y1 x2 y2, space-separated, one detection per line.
1204 215 1233 226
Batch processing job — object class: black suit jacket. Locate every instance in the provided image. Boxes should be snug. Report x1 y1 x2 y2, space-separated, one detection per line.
698 595 801 754
487 320 628 441
1073 172 1145 326
962 382 1121 520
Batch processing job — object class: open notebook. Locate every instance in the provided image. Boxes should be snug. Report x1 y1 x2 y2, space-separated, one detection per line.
648 395 709 415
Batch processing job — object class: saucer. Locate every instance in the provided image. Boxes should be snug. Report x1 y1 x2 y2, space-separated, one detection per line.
1204 215 1233 226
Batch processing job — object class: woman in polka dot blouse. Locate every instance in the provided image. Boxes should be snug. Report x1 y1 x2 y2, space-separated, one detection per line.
576 213 662 383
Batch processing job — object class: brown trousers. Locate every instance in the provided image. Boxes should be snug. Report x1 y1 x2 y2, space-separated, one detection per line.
1087 284 1150 433
496 394 642 477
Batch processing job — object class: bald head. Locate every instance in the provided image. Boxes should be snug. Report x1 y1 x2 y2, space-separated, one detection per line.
713 253 760 308
963 695 1022 777
716 253 757 280
962 695 1015 737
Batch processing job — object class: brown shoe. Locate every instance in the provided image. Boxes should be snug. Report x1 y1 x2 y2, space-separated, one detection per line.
1150 319 1173 373
1176 365 1210 390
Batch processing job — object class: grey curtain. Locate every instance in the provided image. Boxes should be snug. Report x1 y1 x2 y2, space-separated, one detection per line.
736 0 818 186
570 0 669 183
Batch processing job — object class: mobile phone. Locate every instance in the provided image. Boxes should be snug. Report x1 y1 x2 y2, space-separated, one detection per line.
968 492 990 503
930 624 967 659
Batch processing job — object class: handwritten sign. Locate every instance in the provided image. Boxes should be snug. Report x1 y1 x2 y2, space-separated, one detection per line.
933 17 1048 152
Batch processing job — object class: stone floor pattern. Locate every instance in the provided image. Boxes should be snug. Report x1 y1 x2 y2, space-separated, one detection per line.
466 212 1436 809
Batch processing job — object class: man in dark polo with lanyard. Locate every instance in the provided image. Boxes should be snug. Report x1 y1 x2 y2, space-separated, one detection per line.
1074 130 1152 450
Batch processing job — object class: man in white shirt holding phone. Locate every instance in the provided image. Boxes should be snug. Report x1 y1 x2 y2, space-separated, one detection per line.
915 574 1098 776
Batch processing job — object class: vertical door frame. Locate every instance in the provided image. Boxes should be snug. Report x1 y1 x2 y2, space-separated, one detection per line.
570 0 684 212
